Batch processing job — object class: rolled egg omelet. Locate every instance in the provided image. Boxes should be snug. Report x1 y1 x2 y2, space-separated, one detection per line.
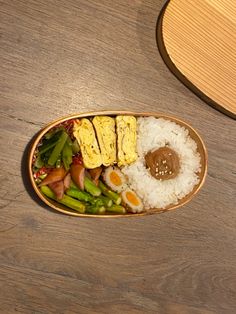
116 115 138 166
92 116 117 166
73 118 102 169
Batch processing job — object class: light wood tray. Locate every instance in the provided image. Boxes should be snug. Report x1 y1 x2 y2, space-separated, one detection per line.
157 0 236 119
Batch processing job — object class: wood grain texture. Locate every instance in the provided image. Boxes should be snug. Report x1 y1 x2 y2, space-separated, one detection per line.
0 0 236 313
159 0 236 118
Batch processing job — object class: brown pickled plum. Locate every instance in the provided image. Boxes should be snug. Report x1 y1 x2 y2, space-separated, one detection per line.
145 147 180 180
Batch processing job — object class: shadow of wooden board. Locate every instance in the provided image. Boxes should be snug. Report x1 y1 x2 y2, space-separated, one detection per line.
157 0 236 119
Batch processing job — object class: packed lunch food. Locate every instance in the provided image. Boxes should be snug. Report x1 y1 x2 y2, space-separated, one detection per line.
31 114 202 215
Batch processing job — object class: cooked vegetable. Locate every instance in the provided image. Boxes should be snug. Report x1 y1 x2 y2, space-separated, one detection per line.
62 139 73 171
34 155 44 169
35 178 42 185
98 181 121 205
41 148 54 165
48 180 64 200
103 166 127 193
41 185 85 213
66 186 110 209
72 139 80 154
92 197 106 207
38 141 57 155
38 128 62 154
44 126 63 140
66 188 93 202
121 188 143 213
70 164 85 190
33 115 145 215
92 116 116 166
55 155 62 168
116 115 137 166
84 177 101 197
106 204 126 214
48 130 68 166
39 173 48 180
99 195 113 207
39 167 66 186
85 204 105 215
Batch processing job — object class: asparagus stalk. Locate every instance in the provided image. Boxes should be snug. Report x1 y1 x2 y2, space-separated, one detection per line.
67 185 111 208
106 204 126 214
98 195 113 207
92 198 104 207
41 186 85 213
98 181 121 205
84 177 101 197
66 188 93 202
70 173 101 197
85 204 105 215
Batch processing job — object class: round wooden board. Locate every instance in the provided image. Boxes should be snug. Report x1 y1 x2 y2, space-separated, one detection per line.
157 0 236 119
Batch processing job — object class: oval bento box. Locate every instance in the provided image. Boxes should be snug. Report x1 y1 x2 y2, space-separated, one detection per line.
28 111 207 217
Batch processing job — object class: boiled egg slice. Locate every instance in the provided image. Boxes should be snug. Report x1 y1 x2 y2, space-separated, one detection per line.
103 166 127 193
121 188 143 213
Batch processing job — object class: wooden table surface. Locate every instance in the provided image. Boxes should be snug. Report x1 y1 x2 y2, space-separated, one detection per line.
0 1 235 313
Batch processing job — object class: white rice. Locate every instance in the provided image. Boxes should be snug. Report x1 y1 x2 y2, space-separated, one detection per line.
121 117 201 209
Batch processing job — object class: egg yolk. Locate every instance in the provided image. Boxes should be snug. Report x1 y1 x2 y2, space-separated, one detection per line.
110 171 122 186
126 191 140 206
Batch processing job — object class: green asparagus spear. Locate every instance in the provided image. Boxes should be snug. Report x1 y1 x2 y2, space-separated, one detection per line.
98 181 121 205
41 186 85 213
92 198 104 207
84 177 101 197
85 204 105 215
70 178 100 196
66 188 93 202
48 130 68 166
106 204 126 214
62 139 73 171
99 195 113 207
67 185 110 208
